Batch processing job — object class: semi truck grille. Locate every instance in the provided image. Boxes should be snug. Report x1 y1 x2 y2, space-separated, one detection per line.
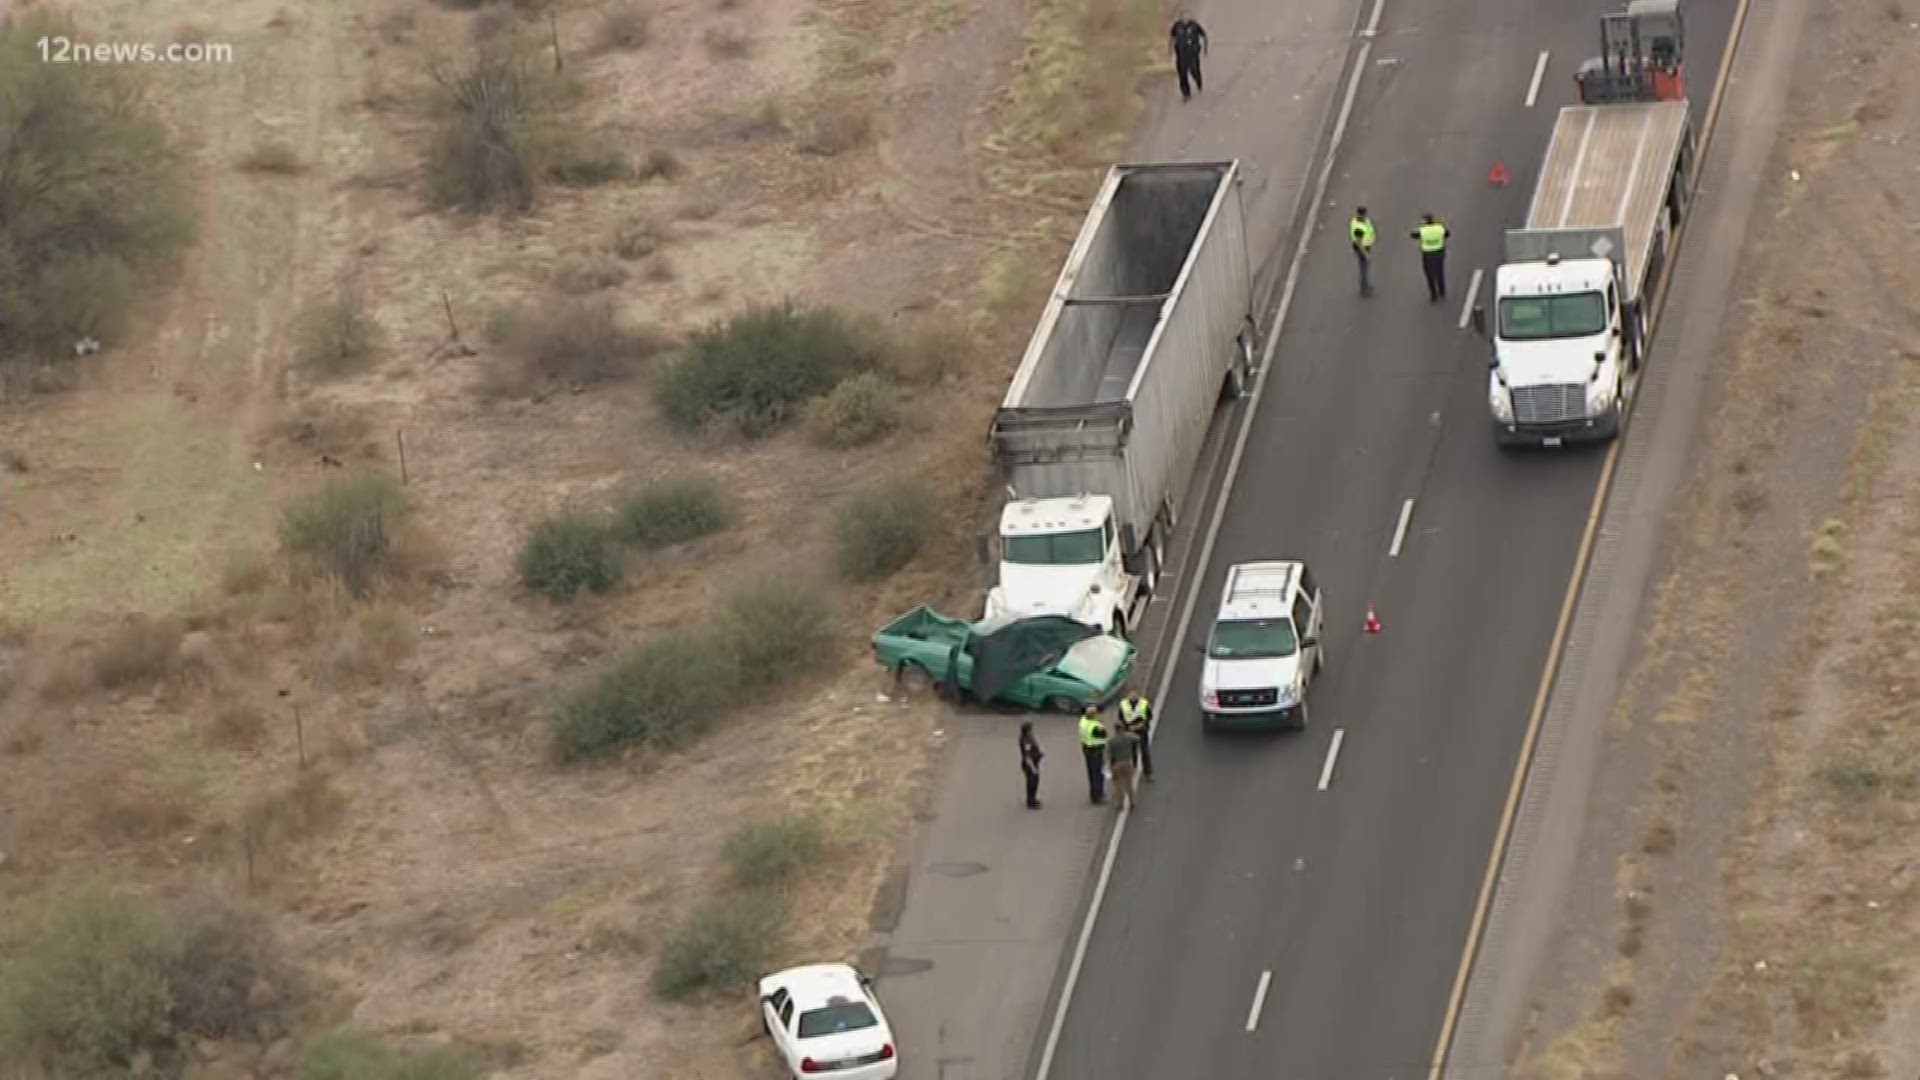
1220 688 1279 708
1511 383 1586 425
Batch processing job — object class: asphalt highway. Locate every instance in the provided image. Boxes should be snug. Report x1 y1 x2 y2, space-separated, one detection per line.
1041 0 1736 1077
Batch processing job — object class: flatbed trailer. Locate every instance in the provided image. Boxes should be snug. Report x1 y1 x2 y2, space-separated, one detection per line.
1522 98 1693 312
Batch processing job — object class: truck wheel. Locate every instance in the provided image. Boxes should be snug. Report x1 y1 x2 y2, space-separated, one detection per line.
898 663 936 695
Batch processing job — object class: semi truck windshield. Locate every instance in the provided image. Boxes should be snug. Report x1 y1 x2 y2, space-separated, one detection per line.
1498 291 1608 340
1003 528 1105 566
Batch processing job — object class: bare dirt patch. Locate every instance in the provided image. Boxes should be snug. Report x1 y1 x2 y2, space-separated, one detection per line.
1512 4 1920 1078
0 0 1160 1073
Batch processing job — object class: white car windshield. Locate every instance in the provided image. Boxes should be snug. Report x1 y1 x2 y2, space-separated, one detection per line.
1208 618 1297 660
798 1001 880 1039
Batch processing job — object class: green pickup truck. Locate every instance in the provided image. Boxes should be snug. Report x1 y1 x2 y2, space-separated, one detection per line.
870 607 1137 713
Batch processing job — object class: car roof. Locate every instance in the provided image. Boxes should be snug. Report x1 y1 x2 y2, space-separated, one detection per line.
1215 561 1304 622
766 964 872 1012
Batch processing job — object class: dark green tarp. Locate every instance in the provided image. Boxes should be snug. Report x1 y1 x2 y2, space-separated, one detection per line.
965 615 1099 704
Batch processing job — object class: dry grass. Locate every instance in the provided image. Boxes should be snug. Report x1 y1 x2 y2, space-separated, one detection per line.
612 215 670 259
702 24 756 59
91 616 183 690
551 255 630 294
595 0 652 50
635 146 683 181
482 295 674 397
207 702 270 750
797 100 875 156
238 140 305 175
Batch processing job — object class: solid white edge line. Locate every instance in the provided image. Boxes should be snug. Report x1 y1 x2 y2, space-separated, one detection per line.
1524 50 1550 108
1029 0 1388 1073
1317 729 1347 791
1245 970 1275 1032
1389 498 1415 558
1457 267 1484 331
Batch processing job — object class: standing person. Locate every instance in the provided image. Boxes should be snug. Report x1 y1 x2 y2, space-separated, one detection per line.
1019 720 1045 810
1118 688 1154 782
1410 213 1450 302
1078 706 1110 805
1107 720 1140 811
1348 207 1377 297
1169 12 1208 101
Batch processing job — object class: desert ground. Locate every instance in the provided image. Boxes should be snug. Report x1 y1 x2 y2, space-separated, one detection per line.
0 0 1158 1074
1513 1 1920 1077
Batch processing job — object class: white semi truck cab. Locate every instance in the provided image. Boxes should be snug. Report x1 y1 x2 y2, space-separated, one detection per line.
982 495 1137 637
1489 252 1632 446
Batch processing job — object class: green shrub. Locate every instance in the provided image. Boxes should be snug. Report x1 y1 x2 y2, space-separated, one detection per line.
0 13 192 362
651 893 784 1000
165 891 301 1040
551 636 735 762
0 885 177 1073
615 474 734 549
804 371 897 449
299 1029 483 1080
835 479 934 580
723 815 827 889
280 473 409 598
653 301 886 439
712 576 834 689
518 512 624 600
295 294 383 377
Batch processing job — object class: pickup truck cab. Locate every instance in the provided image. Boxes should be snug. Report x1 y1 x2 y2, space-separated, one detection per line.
1197 561 1324 732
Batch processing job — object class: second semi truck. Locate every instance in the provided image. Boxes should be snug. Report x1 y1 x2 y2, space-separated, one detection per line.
1489 0 1698 448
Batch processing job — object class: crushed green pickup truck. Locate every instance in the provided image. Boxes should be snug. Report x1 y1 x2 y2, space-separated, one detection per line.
870 607 1137 712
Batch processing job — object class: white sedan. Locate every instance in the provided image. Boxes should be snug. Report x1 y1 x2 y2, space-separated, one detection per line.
758 963 899 1078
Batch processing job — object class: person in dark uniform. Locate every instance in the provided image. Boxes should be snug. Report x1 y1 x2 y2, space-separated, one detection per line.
1169 12 1208 101
1019 720 1045 810
1410 213 1451 302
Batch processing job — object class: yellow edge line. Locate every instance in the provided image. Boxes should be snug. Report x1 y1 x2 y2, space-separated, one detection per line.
1422 0 1758 1074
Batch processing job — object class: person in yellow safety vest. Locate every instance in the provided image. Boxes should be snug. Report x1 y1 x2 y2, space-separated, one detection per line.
1348 207 1377 298
1118 689 1155 782
1078 706 1110 805
1410 213 1451 302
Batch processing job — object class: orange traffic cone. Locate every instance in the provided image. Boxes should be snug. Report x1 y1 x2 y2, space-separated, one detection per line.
1488 161 1510 187
1365 604 1382 634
